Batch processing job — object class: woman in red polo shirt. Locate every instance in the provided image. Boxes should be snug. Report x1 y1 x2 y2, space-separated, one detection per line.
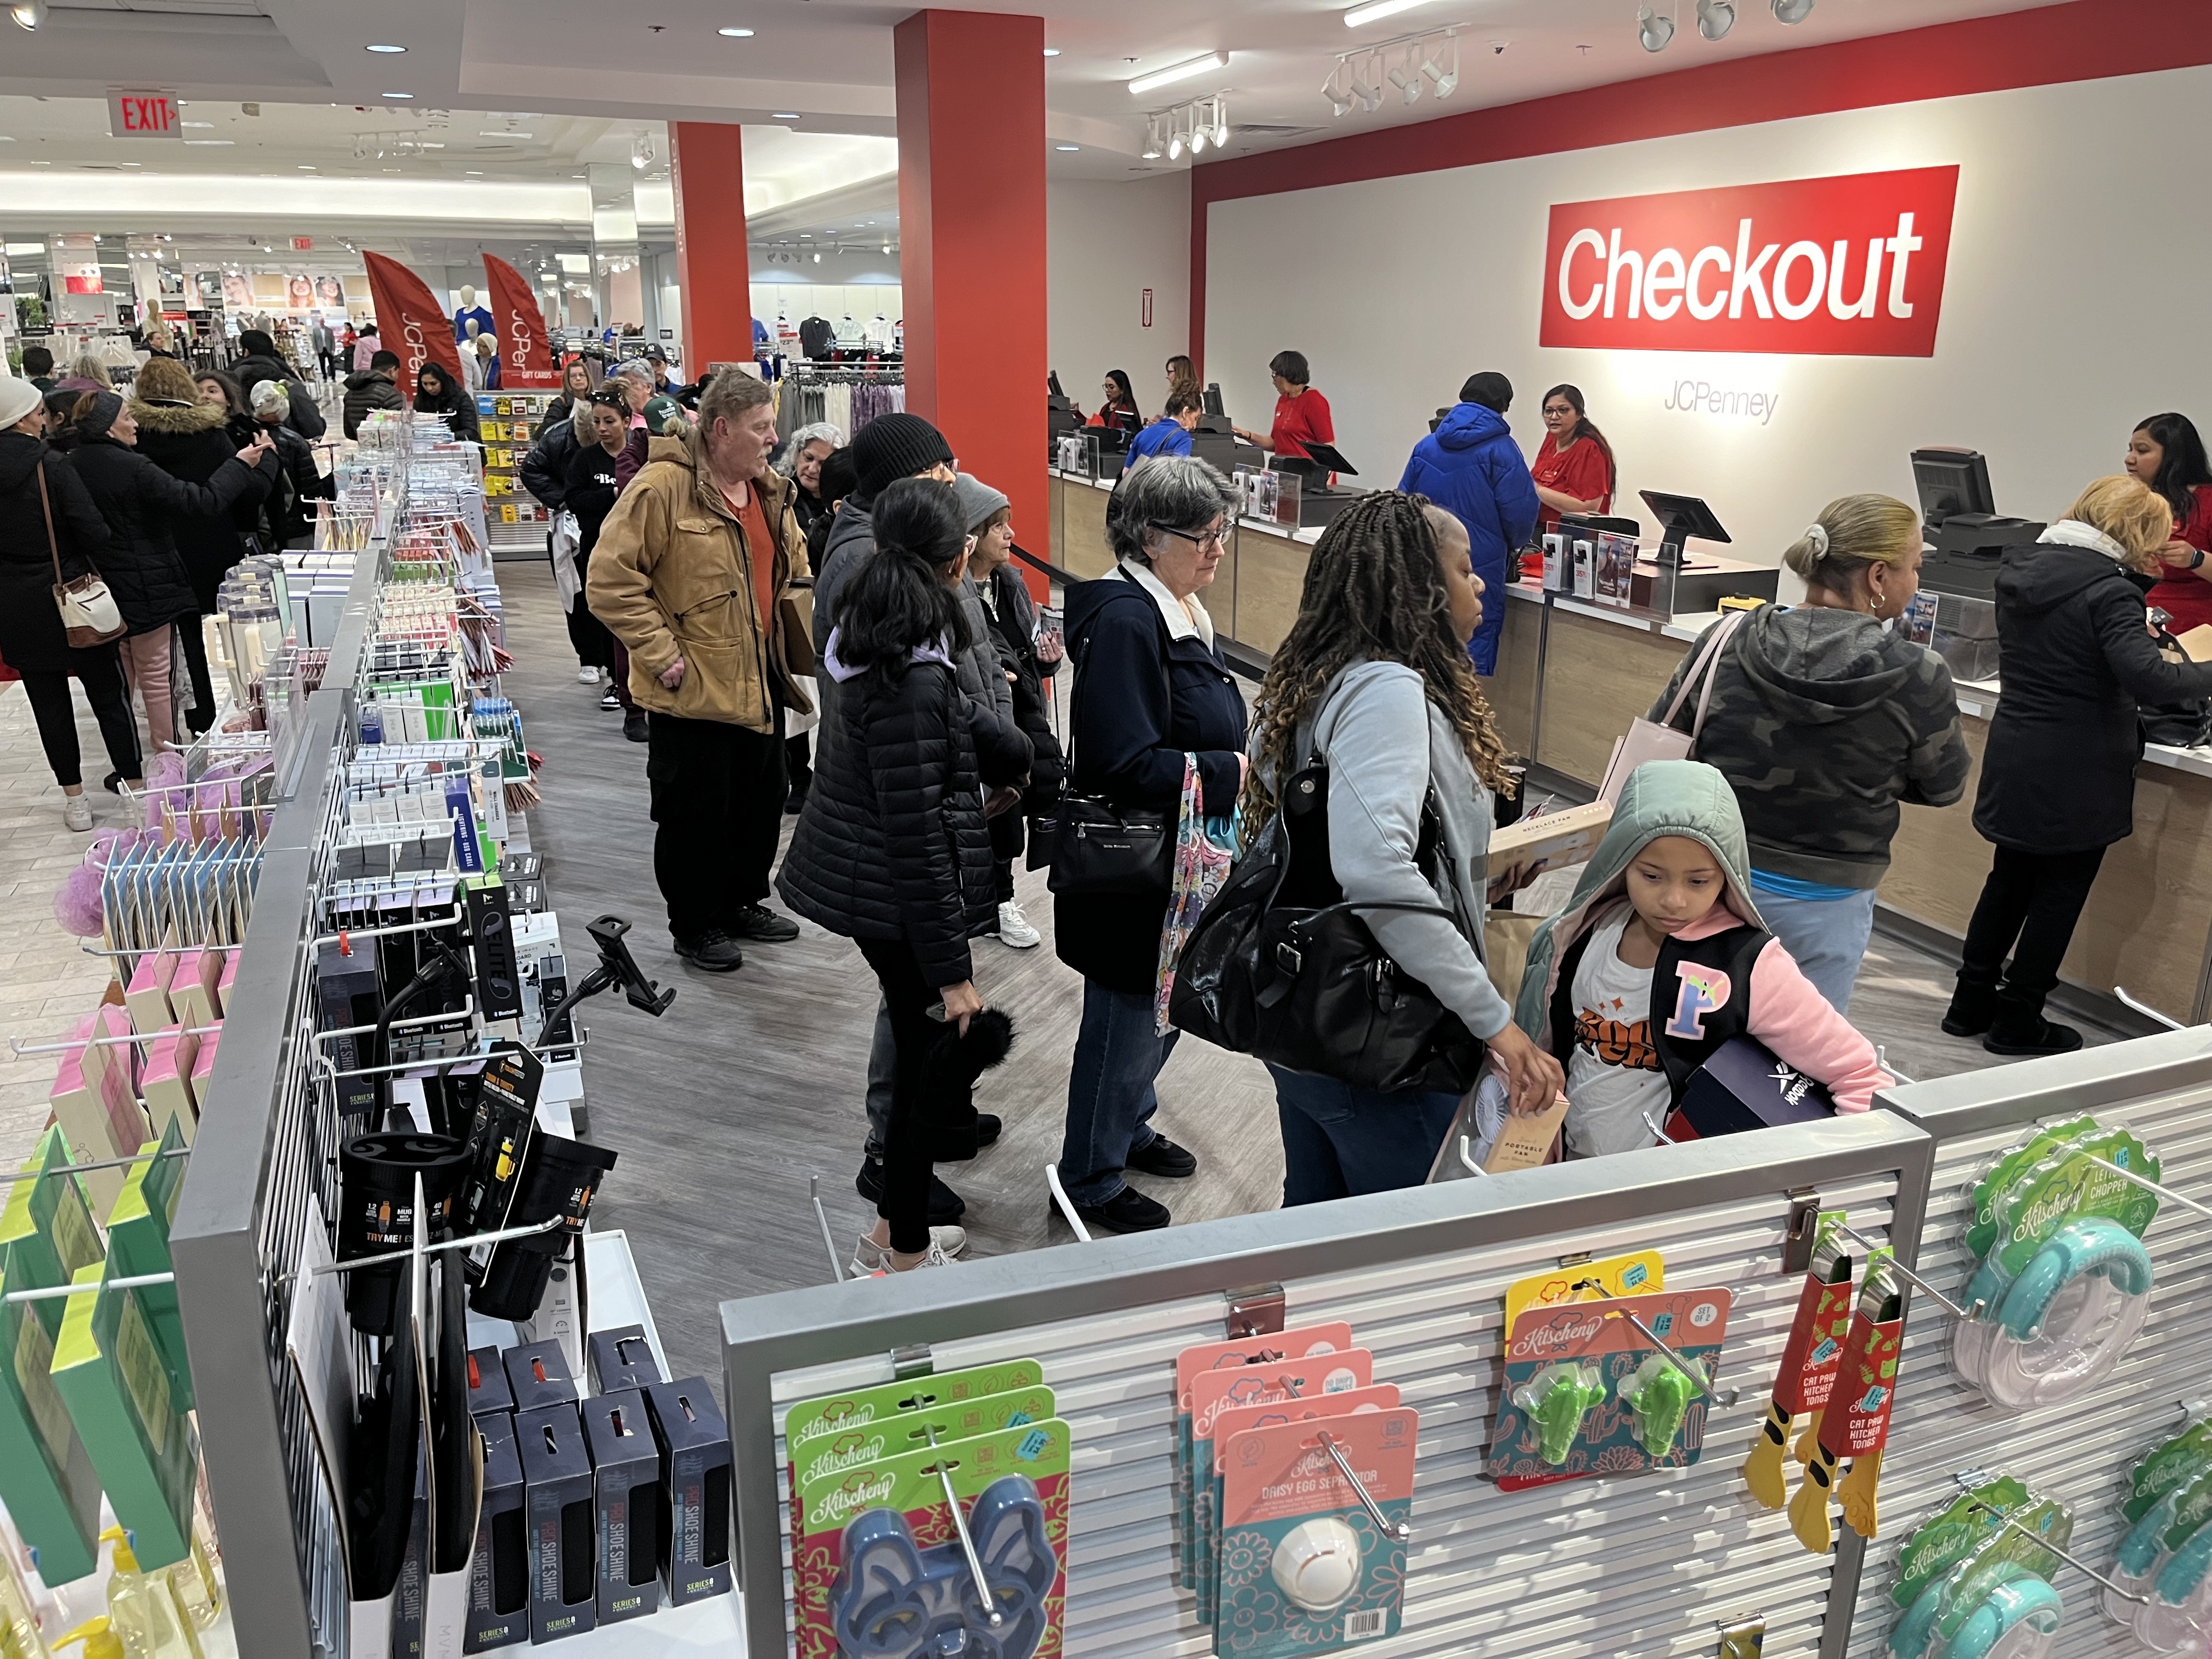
1233 350 1333 460
1531 382 1617 536
2126 412 2212 634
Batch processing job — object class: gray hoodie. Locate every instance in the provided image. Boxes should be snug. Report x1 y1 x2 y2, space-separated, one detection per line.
1255 658 1513 1044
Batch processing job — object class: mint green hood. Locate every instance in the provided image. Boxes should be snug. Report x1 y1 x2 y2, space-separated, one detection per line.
1512 760 1766 1041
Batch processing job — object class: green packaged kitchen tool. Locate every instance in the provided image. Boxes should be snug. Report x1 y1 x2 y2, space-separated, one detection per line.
0 1257 103 1585
1 1128 104 1338
103 1120 191 1413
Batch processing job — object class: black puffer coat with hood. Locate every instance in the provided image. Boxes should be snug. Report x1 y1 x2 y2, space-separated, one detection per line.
0 433 121 674
67 432 270 635
130 397 273 610
1977 529 2212 851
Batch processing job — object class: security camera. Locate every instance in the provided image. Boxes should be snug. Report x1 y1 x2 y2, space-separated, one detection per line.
1491 42 1507 54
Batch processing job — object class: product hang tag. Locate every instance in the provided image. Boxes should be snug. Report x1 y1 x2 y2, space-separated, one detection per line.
1776 1222 1854 1414
1816 1266 1904 1462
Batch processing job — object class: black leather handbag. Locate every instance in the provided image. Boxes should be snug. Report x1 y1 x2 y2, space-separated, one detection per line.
2141 622 2212 749
1043 617 1177 898
1170 755 1485 1096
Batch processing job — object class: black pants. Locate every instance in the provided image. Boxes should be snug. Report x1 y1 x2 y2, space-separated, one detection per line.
564 551 614 670
646 712 786 944
989 809 1023 903
177 618 216 735
786 732 811 789
856 936 939 1255
1958 845 2107 1001
19 657 144 787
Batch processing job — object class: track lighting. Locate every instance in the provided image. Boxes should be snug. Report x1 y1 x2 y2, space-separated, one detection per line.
1211 97 1230 148
1190 120 1206 155
1773 0 1814 17
1696 0 1735 37
1420 32 1460 99
1166 112 1186 161
1386 47 1421 105
630 135 653 170
1141 115 1164 159
1324 64 1355 117
9 0 46 29
1638 3 1675 51
1347 53 1382 112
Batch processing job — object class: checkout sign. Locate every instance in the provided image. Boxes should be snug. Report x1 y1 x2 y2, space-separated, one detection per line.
1540 165 1960 357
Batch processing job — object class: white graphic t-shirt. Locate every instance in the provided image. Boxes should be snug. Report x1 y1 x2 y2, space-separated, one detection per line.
1563 913 1672 1158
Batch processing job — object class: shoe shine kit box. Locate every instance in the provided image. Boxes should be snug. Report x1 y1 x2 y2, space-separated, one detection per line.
517 1401 597 1642
465 1411 528 1653
588 1324 663 1394
580 1390 663 1624
644 1376 735 1606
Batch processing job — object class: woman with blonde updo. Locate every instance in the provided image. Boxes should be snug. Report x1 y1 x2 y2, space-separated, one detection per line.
1946 475 2212 1055
1646 494 1970 1014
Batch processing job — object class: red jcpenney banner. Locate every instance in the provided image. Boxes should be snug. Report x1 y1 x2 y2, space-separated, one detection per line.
479 253 560 389
1539 166 1960 357
361 251 464 400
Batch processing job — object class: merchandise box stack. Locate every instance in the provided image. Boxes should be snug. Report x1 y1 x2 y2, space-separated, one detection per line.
475 392 558 550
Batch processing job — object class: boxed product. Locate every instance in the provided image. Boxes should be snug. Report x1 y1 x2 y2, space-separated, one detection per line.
139 1025 200 1144
1485 799 1613 881
1572 537 1596 599
465 1412 527 1654
503 1339 579 1413
49 1006 148 1218
123 946 179 1032
466 1346 515 1419
1666 1035 1837 1140
0 1253 104 1585
579 1390 662 1625
644 1376 734 1607
586 1326 662 1396
101 1118 193 1412
49 1263 198 1568
1 1127 106 1336
516 1401 595 1642
1541 532 1569 592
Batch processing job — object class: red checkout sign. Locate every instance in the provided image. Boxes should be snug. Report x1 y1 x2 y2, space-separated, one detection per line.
1539 165 1960 358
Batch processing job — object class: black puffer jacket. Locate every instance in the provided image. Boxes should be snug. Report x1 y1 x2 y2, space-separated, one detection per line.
520 414 579 511
67 436 270 635
342 371 405 440
0 434 121 675
231 352 325 439
778 650 1033 988
261 421 334 549
131 398 273 611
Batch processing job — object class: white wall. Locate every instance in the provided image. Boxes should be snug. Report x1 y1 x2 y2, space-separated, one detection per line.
1049 173 1190 416
1207 66 2212 578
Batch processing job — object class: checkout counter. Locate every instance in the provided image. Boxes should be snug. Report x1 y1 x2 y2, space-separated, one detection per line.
1045 461 2212 1027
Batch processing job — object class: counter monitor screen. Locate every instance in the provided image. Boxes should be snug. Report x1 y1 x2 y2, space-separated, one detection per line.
1047 370 1068 402
1203 382 1226 420
1638 490 1731 568
1911 447 1996 526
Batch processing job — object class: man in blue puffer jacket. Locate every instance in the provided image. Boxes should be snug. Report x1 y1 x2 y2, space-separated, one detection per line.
1397 371 1540 675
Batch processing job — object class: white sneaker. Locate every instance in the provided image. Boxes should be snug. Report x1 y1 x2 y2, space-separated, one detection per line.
997 900 1042 949
63 794 93 832
848 1227 967 1277
577 665 599 685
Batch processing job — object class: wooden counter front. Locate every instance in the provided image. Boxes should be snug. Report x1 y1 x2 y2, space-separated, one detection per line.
1058 478 1114 578
1533 606 1690 787
1231 523 1312 657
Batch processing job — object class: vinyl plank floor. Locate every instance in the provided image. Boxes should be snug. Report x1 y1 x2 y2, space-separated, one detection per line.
497 558 2111 1387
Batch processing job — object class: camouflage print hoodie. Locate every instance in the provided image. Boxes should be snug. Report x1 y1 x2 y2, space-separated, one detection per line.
1647 604 1970 889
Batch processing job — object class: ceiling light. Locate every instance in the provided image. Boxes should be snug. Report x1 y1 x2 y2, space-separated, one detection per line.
1773 0 1814 18
812 252 821 263
718 25 753 35
1638 4 1676 50
1421 31 1460 98
772 112 798 120
297 164 315 170
1324 65 1354 118
366 42 405 52
185 139 236 146
1056 143 1080 151
1342 0 1436 26
1211 97 1231 147
478 130 533 138
182 120 214 128
882 243 890 255
1141 115 1164 159
1128 52 1227 96
10 0 46 30
466 169 483 175
381 92 414 99
1189 119 1206 155
1387 48 1421 104
1166 116 1186 162
1347 54 1383 112
1696 0 1735 36
1042 47 1059 56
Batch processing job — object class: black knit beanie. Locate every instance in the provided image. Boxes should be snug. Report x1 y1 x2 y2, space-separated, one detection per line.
853 412 954 501
1459 371 1514 414
73 391 125 440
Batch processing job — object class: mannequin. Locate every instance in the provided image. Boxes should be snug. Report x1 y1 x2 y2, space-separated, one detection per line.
452 282 495 344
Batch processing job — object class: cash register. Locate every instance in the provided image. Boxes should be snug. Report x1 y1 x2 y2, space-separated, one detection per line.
1189 382 1262 475
1912 447 2043 599
1270 443 1366 528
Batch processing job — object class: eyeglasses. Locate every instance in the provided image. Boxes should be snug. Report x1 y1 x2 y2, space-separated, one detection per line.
1151 521 1228 552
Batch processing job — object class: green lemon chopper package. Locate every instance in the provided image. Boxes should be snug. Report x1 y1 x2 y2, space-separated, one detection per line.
1214 1407 1419 1657
1886 1474 2070 1659
1951 1120 2160 1409
1185 1355 1379 1622
101 1119 192 1414
2123 1414 2212 1525
1744 1214 1852 1510
783 1357 1046 1510
1489 1288 1731 1491
1 1127 105 1340
793 1415 1071 1659
2109 1452 2212 1651
1175 1323 1356 1592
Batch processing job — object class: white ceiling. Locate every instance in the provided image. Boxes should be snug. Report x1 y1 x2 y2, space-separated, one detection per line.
0 0 2081 218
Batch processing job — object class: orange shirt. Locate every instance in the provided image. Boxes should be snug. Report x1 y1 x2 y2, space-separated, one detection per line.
723 480 778 641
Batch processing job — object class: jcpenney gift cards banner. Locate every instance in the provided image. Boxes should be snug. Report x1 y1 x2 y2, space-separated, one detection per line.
1540 165 1960 357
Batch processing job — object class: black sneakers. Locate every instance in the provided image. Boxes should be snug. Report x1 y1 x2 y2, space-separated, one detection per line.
732 904 800 943
1064 1186 1171 1234
1126 1134 1198 1178
856 1158 968 1225
622 709 648 743
1984 1015 2084 1057
673 930 743 972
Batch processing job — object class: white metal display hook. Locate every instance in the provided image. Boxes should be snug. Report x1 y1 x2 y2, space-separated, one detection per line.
1045 1163 1093 1243
809 1176 844 1283
0 1146 189 1187
1953 1470 2152 1605
922 1421 1006 1628
1831 1223 1977 1320
1569 1278 1709 1398
1314 1430 1411 1543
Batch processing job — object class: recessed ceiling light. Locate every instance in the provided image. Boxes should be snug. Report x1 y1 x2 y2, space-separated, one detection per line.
297 163 315 170
366 42 405 52
184 139 235 146
1342 0 1437 25
466 170 483 175
1056 144 1080 151
1128 53 1228 95
1043 47 1059 55
772 112 798 120
181 120 213 128
477 131 532 138
718 26 753 36
381 92 414 99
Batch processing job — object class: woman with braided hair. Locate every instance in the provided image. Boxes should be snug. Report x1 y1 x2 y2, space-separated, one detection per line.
1244 490 1564 1203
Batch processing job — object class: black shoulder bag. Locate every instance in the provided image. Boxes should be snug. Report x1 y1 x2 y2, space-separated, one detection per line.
1044 613 1178 898
1170 752 1485 1096
2140 619 2212 749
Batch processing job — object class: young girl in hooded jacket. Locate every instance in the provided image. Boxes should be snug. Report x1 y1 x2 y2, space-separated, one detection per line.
1514 760 1890 1158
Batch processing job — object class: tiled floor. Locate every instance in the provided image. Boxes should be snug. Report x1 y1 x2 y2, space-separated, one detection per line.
0 678 148 1170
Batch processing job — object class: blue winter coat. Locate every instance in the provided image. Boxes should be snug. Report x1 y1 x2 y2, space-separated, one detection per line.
1397 402 1540 675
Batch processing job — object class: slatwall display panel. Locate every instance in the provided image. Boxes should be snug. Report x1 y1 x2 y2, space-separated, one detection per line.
762 1166 1911 1659
1845 1047 2212 1659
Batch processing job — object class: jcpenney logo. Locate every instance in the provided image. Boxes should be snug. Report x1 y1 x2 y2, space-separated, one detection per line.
1540 166 1959 357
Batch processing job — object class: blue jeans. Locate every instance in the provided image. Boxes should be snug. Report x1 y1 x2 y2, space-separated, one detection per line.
1753 885 1877 1015
1269 1065 1462 1206
1059 981 1174 1205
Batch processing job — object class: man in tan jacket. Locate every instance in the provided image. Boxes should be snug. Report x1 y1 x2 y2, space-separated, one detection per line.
589 369 812 972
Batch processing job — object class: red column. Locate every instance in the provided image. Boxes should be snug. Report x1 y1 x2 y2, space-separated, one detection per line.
895 9 1048 596
669 121 753 377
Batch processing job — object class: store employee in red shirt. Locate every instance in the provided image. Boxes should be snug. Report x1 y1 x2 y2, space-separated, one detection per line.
2126 412 2212 633
1233 349 1334 460
1531 383 1618 536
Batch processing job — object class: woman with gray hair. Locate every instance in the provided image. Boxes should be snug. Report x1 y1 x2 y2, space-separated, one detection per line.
1053 454 1248 1234
775 421 844 541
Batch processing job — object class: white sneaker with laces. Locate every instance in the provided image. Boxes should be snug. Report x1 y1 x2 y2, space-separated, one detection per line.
848 1227 966 1277
63 794 93 832
997 900 1042 949
578 665 600 685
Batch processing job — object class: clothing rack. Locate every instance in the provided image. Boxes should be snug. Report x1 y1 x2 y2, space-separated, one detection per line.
774 368 906 444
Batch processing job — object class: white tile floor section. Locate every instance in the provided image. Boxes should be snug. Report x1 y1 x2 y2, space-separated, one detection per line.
0 679 144 1171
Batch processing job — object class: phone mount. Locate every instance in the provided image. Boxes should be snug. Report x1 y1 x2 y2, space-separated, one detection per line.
534 914 676 1048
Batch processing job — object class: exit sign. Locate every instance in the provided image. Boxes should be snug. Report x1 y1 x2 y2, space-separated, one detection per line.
106 91 180 139
292 236 314 251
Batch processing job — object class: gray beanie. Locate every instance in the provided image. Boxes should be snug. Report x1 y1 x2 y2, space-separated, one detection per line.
951 473 1009 535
